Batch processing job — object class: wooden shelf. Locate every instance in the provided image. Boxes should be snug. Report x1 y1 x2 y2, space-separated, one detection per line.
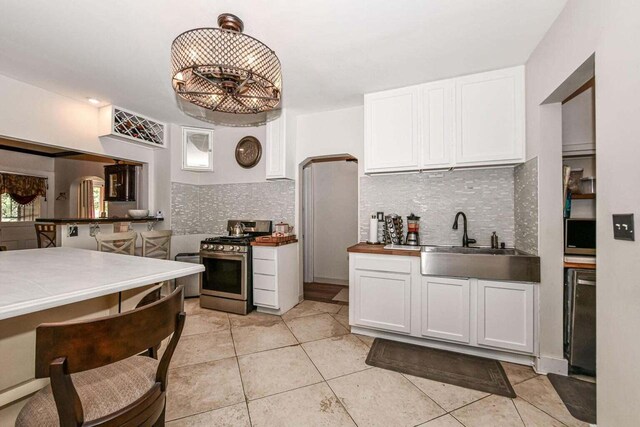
572 193 595 200
564 262 596 270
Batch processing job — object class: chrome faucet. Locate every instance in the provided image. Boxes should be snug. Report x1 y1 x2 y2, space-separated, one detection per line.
452 211 477 247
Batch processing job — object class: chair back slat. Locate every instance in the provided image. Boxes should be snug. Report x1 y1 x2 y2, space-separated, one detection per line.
141 230 172 260
95 231 137 255
35 287 184 378
35 223 56 248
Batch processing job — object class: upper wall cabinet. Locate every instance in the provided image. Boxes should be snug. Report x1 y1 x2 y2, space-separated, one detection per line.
265 110 295 180
363 66 525 174
364 86 420 173
455 66 525 166
98 105 166 148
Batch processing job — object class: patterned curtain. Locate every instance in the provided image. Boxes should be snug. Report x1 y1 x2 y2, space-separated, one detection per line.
0 173 48 205
78 179 95 219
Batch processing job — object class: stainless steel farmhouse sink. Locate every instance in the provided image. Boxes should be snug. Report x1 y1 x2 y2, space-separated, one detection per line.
420 246 540 282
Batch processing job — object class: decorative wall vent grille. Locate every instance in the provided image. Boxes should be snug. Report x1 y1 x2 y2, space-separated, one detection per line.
99 105 166 148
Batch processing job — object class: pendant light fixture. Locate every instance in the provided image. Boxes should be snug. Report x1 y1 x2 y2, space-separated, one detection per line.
171 14 282 121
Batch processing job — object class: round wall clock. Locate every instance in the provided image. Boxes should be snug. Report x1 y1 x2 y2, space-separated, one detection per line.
235 136 262 168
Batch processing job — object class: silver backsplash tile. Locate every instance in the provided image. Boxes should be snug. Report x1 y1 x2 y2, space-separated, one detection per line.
360 168 516 247
171 181 295 236
514 157 539 254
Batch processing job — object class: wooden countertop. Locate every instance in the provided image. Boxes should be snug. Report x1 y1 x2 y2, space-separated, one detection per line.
37 217 163 224
347 242 421 257
564 262 596 270
251 239 298 247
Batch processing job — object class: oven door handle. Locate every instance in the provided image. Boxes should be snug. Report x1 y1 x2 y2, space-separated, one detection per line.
200 252 248 261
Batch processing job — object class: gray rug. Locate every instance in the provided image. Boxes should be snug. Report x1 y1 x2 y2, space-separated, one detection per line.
366 338 516 398
548 374 596 424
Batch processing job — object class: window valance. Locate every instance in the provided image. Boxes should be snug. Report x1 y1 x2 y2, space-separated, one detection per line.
0 173 48 205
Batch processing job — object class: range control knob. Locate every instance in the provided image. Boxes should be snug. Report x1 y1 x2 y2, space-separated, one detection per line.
216 245 224 251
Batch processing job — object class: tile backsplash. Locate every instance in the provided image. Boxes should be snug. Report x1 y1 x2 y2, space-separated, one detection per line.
171 181 295 235
514 157 539 254
360 168 515 247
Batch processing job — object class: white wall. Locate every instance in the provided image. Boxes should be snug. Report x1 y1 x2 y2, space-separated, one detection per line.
310 161 358 285
527 0 640 424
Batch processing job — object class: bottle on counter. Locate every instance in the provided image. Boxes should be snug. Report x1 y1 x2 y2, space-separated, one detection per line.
491 232 499 249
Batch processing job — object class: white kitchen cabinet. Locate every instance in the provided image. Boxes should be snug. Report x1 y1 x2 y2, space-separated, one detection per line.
352 254 412 333
454 66 525 166
420 80 455 168
265 110 295 180
420 276 470 344
477 280 534 353
364 86 420 173
252 243 299 314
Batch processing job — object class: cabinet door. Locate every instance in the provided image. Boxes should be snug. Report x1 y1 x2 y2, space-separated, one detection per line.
266 114 289 179
364 86 420 173
455 66 524 166
420 276 470 343
420 80 454 169
477 280 534 353
353 269 411 333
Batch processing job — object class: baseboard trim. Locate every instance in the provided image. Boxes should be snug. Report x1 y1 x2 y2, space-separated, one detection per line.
535 355 569 375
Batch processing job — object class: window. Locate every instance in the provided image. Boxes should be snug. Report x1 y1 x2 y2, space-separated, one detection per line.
1 194 41 222
93 184 107 218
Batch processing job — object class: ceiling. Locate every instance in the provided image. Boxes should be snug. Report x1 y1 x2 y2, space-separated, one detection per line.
0 0 567 126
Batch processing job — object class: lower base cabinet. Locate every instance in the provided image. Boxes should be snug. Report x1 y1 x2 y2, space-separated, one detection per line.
252 243 299 314
420 276 470 344
477 280 534 353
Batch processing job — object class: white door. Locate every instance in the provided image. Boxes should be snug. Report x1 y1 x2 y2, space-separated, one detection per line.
265 115 285 179
420 80 454 169
353 269 411 333
455 66 525 166
420 276 470 343
364 86 420 173
477 280 534 353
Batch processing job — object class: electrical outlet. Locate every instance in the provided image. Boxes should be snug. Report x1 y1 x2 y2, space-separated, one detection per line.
68 225 78 237
613 214 634 241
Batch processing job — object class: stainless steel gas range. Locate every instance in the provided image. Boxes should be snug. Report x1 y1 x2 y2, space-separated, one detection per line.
199 220 272 315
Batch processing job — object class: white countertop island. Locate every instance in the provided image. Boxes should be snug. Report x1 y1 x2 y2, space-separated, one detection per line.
0 247 204 320
0 247 204 422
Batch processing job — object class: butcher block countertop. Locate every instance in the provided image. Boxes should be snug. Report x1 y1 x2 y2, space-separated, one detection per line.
347 242 421 257
251 239 298 247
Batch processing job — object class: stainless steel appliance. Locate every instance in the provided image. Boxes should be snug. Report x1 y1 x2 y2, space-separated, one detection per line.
200 220 272 314
405 213 420 246
564 268 596 375
565 218 596 255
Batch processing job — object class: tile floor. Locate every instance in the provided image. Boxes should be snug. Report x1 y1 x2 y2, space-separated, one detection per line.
164 298 588 427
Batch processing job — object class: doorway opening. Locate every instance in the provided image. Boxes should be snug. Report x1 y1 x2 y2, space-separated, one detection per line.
301 155 358 304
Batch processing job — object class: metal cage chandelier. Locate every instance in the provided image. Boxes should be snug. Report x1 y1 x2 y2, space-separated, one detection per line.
171 14 282 115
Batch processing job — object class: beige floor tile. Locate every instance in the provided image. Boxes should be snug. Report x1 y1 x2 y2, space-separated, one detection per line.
182 311 230 336
166 402 250 427
514 375 589 427
501 361 539 385
328 368 445 426
183 298 208 315
286 313 349 343
166 357 244 421
417 414 465 426
171 330 236 368
238 345 323 400
229 310 282 328
513 397 565 426
281 300 342 321
302 334 371 379
332 313 351 330
248 382 356 427
353 333 375 347
231 321 298 356
451 395 523 427
404 375 490 412
338 305 349 316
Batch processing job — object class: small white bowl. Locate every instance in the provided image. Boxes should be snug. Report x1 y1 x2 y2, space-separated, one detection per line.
128 209 149 219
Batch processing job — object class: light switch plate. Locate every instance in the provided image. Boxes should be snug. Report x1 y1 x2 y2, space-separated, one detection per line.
613 214 634 241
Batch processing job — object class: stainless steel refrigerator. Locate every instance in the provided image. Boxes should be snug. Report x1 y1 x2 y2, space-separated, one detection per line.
564 268 596 375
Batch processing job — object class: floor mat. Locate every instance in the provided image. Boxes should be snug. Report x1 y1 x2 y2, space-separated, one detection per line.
366 338 515 398
548 373 596 424
332 288 349 302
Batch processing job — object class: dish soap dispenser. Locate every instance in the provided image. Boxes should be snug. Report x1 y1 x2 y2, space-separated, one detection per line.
491 232 499 249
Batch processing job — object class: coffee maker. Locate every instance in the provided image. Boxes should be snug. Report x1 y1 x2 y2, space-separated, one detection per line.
406 213 421 246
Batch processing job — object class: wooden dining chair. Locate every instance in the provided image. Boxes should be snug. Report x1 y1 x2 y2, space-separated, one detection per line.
15 286 185 427
95 231 138 255
35 223 56 248
140 230 172 260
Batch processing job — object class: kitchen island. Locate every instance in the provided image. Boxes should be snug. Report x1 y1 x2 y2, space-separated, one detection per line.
0 247 204 424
